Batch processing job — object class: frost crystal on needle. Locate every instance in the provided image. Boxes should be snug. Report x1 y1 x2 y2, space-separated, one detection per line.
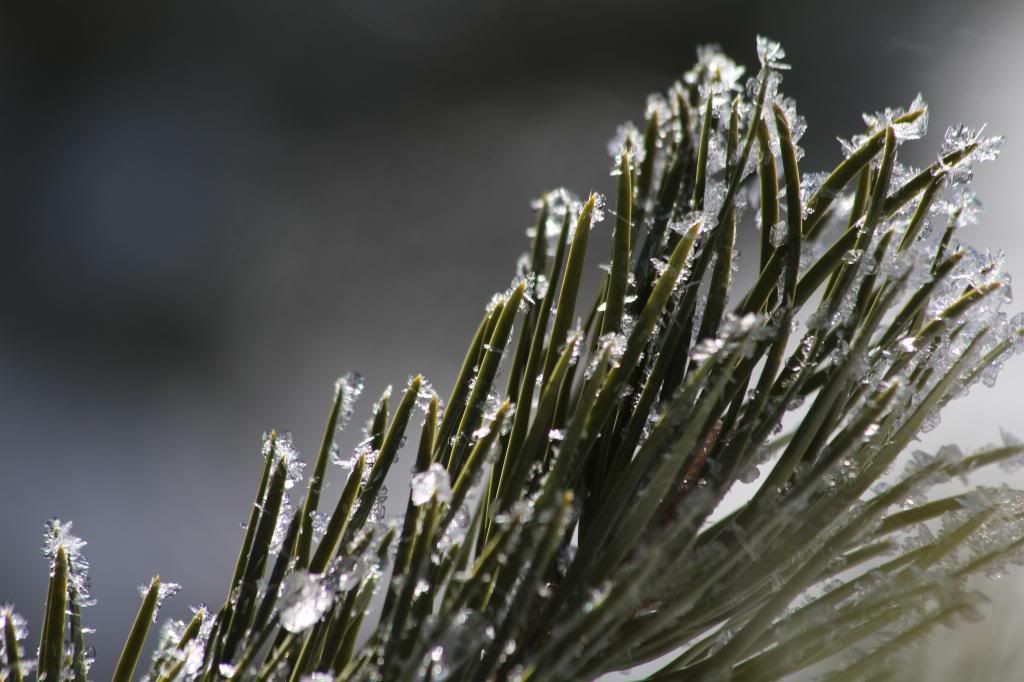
411 463 453 507
755 35 790 71
278 571 334 633
137 579 181 622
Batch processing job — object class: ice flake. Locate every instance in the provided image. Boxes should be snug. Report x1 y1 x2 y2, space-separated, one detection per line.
529 188 582 249
837 133 872 160
333 371 365 430
367 488 388 524
684 44 746 92
437 506 471 554
329 554 367 592
219 663 238 677
42 519 94 606
42 518 87 564
755 36 790 71
769 221 788 247
607 122 643 173
0 606 27 652
649 257 670 278
411 463 453 507
590 193 607 225
136 579 180 621
277 571 334 633
269 494 294 556
942 123 1004 162
269 432 305 491
862 93 929 142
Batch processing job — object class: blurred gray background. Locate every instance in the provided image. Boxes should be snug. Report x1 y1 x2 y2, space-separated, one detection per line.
2 0 1023 678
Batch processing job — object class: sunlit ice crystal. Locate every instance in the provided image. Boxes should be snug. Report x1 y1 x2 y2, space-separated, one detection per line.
42 518 87 564
277 570 334 633
41 518 94 606
684 44 746 93
607 121 643 172
334 371 365 428
136 579 181 622
755 35 790 71
411 463 453 507
0 605 28 651
273 431 306 491
941 123 1005 162
769 220 788 247
862 93 929 142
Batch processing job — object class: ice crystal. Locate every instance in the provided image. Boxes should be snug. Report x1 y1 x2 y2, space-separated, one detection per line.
755 35 790 71
42 518 87 565
862 93 929 141
607 122 643 172
411 463 453 507
0 606 27 663
278 571 334 633
685 44 746 93
425 610 495 681
137 579 181 621
941 123 1005 162
769 220 788 247
334 371 365 429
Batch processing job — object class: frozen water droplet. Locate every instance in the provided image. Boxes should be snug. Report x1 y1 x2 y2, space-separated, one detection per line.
411 463 452 506
219 663 237 677
277 571 334 633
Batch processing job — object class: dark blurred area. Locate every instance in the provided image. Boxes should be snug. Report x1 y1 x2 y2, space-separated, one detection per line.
1 0 1022 677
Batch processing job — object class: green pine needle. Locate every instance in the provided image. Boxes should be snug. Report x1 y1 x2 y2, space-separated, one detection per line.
5 36 1024 682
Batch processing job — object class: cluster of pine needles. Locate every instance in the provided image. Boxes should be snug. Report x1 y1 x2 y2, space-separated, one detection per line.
5 36 1024 682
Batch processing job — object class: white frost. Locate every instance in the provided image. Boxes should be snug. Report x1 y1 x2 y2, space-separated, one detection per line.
277 571 334 633
411 463 453 507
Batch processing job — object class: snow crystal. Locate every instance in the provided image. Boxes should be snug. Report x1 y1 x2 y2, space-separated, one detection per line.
0 605 27 645
42 518 87 564
607 122 642 173
334 371 365 429
942 123 1005 162
267 431 305 491
769 221 788 247
136 579 180 622
277 571 334 633
684 44 746 93
438 506 471 554
862 93 929 142
411 463 453 507
756 36 790 71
